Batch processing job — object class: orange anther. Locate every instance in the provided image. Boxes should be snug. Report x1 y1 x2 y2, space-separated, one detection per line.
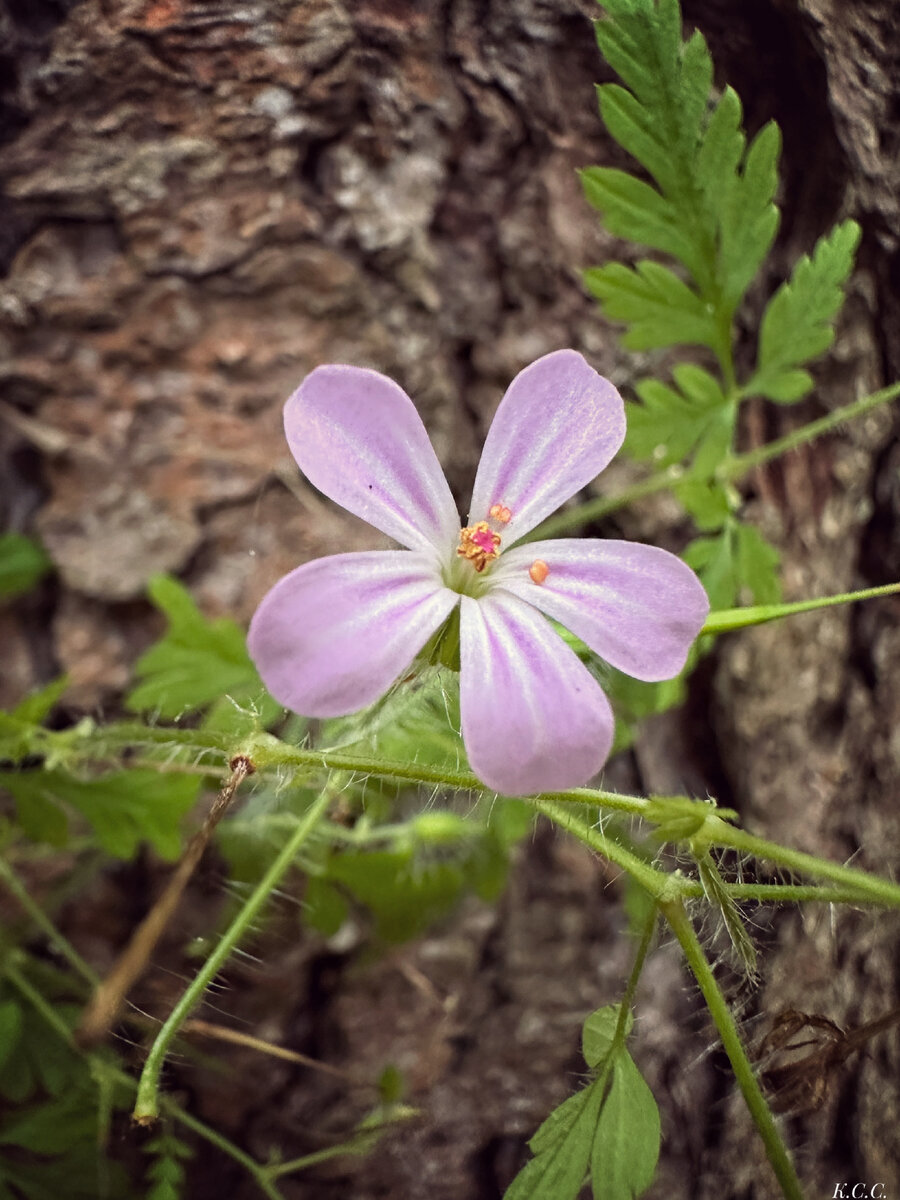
528 559 549 585
489 503 512 525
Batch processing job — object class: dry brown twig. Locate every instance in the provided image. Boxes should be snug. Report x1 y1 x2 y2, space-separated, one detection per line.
76 755 254 1047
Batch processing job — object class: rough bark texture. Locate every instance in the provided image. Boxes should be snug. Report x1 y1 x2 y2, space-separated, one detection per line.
1 1 898 1197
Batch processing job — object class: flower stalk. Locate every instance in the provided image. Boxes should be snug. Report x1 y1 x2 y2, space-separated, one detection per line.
132 783 333 1124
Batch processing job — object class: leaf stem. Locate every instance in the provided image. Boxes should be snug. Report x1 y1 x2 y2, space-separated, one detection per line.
723 381 900 477
612 899 658 1051
704 819 900 909
21 720 900 910
530 381 900 539
132 783 333 1123
702 582 900 635
660 899 804 1200
3 957 286 1199
527 467 685 540
0 856 99 985
531 798 672 900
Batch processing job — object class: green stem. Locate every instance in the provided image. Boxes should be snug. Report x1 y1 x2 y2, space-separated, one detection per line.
724 381 900 478
660 899 804 1200
706 819 900 909
5 957 78 1044
160 1101 284 1200
132 785 333 1122
19 722 900 911
0 856 99 986
532 799 672 900
703 582 900 635
677 881 884 905
612 899 658 1049
527 467 685 541
530 381 900 539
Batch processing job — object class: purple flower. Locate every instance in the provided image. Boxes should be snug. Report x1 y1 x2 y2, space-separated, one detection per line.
248 350 709 796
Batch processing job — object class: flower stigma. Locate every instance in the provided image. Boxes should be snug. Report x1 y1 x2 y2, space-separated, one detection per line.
457 521 501 572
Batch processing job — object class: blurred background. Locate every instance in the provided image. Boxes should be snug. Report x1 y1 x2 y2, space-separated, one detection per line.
1 1 898 1196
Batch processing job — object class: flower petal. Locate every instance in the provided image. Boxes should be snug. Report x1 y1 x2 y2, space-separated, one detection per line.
459 593 614 796
285 366 460 557
492 539 709 681
468 350 625 545
248 551 458 716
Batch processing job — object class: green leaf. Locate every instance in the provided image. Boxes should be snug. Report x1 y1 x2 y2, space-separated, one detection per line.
11 677 70 726
624 364 733 471
584 261 718 351
0 768 199 859
587 0 781 328
303 875 349 937
580 167 697 267
0 1001 23 1074
582 1005 632 1070
0 533 51 600
716 120 780 315
683 529 738 610
735 522 781 605
145 1131 193 1200
590 1053 661 1200
323 848 469 944
748 220 861 402
0 1089 98 1154
126 574 278 721
10 781 69 847
683 523 780 609
675 479 731 532
504 1077 605 1200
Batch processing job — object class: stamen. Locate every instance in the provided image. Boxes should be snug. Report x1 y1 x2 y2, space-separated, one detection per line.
528 559 549 585
457 521 501 573
489 502 512 525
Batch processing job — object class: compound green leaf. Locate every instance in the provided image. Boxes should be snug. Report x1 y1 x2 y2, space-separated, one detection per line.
624 364 732 469
504 1078 604 1200
584 261 718 351
126 574 278 721
735 522 781 605
749 220 861 402
1 769 199 860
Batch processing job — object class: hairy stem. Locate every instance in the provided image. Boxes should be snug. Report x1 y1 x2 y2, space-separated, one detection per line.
530 381 900 539
706 820 900 909
660 899 804 1200
132 783 333 1123
0 856 99 985
724 381 900 477
531 798 673 899
4 958 285 1199
702 582 900 636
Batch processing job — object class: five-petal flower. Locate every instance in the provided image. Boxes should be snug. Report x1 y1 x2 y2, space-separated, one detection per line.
248 350 709 796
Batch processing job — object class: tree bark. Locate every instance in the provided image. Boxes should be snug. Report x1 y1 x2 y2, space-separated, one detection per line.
1 1 898 1196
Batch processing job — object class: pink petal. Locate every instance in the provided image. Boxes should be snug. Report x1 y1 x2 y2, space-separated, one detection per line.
492 539 709 681
285 366 460 557
459 593 614 796
248 551 457 717
468 350 626 545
